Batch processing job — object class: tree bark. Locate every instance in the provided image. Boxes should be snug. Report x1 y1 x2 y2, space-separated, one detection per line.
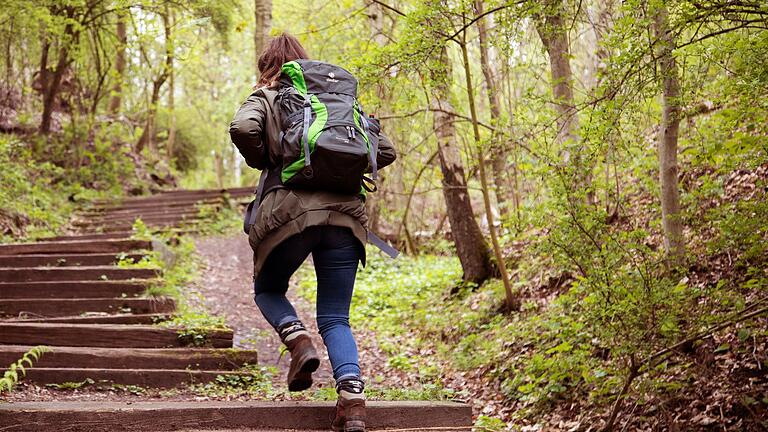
431 47 492 284
459 28 519 311
136 9 173 154
365 1 390 235
167 10 176 161
474 0 511 217
535 0 580 162
653 3 686 263
254 0 272 73
108 15 127 115
39 7 77 135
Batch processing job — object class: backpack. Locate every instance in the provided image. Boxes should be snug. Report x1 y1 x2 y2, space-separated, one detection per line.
274 60 379 195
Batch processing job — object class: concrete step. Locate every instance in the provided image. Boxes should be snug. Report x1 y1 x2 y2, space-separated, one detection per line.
0 345 257 370
0 322 231 348
0 401 473 431
0 280 150 298
0 267 159 282
0 297 175 318
6 313 169 324
0 253 145 267
0 239 151 256
22 368 246 388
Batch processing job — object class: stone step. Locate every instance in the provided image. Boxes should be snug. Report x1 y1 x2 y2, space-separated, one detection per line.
0 280 149 298
6 313 169 324
0 239 151 256
0 401 473 432
0 297 175 318
0 345 257 370
22 368 245 388
0 322 231 348
0 267 159 282
0 253 145 267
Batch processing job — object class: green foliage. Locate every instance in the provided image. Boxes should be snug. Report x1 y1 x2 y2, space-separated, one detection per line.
309 383 455 402
46 378 95 391
190 365 276 397
0 136 74 240
119 229 233 339
473 415 507 431
0 346 50 393
192 200 242 236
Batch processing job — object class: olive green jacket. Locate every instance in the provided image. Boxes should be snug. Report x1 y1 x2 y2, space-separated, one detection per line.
229 87 396 276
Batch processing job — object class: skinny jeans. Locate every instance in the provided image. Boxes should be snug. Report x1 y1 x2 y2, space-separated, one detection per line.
253 225 361 380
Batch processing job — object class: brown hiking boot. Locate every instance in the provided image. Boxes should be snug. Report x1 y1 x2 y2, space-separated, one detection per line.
331 377 366 432
279 321 320 392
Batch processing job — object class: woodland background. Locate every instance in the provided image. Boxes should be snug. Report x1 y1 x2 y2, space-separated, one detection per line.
0 0 767 430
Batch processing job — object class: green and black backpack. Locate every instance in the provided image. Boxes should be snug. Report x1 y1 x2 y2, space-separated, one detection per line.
274 59 379 195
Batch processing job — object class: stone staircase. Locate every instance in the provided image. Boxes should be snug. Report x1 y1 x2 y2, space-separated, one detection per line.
0 187 473 431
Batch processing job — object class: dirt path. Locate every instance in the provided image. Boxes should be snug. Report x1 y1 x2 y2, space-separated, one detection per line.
192 234 335 388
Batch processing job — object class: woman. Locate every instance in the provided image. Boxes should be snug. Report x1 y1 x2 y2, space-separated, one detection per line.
229 33 396 432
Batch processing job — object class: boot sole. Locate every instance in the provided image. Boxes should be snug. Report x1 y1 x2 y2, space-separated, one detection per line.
344 420 366 432
288 356 320 392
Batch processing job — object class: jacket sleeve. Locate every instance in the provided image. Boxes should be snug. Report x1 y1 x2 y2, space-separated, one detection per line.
376 130 397 170
229 91 269 169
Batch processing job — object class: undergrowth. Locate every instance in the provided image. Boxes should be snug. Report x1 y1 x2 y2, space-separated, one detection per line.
0 346 50 393
119 220 231 346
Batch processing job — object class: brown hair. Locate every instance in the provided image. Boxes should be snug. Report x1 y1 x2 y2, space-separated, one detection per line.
257 33 309 88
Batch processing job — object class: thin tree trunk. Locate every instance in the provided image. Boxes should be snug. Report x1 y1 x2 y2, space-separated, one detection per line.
431 47 492 284
109 15 127 115
653 3 686 263
535 0 579 156
254 0 272 73
167 53 176 160
166 11 176 161
4 21 13 86
474 0 510 218
40 45 70 135
365 1 390 235
40 11 76 135
137 9 172 154
459 30 519 311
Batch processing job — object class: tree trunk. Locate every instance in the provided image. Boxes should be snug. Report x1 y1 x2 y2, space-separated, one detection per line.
431 47 492 284
108 15 127 115
364 1 391 235
535 0 580 162
166 11 176 161
167 52 176 160
474 0 510 218
40 11 76 135
254 0 272 72
459 28 519 311
137 9 173 154
653 3 686 263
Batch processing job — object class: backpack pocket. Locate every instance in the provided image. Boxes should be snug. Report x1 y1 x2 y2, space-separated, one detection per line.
284 122 369 195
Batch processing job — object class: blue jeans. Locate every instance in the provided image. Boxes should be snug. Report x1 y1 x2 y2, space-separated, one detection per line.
253 225 362 380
